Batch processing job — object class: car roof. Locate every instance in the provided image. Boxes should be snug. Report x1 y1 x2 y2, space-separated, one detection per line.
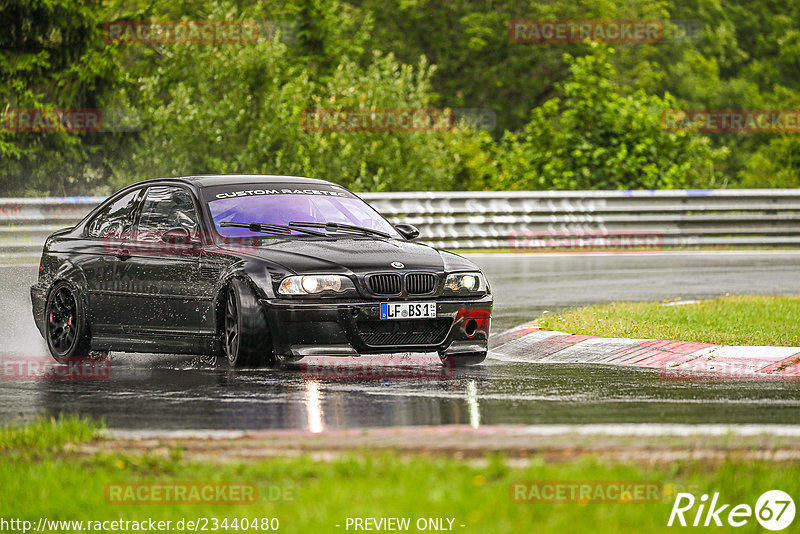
133 174 339 189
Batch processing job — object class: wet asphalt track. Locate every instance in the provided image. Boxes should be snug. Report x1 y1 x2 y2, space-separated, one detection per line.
1 251 799 431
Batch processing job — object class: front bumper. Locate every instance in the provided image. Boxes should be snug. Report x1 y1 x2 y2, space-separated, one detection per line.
262 295 492 357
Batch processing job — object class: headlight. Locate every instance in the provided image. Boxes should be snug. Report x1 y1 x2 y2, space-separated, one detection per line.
278 275 354 296
443 272 487 294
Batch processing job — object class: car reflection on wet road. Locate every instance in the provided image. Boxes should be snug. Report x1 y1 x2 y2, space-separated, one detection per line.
1 251 800 431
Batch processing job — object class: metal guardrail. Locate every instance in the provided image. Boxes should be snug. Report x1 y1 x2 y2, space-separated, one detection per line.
2 189 800 255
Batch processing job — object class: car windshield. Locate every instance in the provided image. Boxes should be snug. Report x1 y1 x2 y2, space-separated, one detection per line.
205 184 400 238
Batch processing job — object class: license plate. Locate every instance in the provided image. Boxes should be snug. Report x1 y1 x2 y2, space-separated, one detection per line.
380 302 437 320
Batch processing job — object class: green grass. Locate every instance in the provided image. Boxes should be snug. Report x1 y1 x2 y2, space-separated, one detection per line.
537 294 800 346
0 414 103 452
3 417 800 533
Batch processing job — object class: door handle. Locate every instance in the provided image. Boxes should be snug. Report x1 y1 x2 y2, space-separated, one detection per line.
114 249 131 261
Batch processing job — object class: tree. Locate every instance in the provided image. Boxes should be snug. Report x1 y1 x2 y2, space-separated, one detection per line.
0 0 128 195
494 44 726 190
739 136 800 188
111 1 480 192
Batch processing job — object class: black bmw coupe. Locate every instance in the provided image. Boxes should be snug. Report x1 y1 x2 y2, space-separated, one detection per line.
31 175 492 367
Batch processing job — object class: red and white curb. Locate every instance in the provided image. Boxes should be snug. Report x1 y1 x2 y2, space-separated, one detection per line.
490 321 800 378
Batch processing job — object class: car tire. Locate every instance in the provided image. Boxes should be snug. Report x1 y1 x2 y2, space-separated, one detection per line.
439 351 487 367
45 281 92 363
224 278 277 368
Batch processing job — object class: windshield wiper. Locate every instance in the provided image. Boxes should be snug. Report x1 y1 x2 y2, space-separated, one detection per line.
220 222 327 237
288 221 392 239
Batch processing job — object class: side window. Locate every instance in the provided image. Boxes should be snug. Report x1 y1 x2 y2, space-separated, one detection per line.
135 186 199 242
86 189 141 238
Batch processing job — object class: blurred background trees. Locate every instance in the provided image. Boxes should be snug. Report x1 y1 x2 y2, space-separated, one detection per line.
2 0 798 195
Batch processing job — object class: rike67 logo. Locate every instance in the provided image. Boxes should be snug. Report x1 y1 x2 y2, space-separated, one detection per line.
668 490 795 530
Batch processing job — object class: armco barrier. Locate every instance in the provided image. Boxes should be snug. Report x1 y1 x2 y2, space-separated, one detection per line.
2 189 800 255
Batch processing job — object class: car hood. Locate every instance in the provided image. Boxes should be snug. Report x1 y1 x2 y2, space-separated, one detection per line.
219 237 477 275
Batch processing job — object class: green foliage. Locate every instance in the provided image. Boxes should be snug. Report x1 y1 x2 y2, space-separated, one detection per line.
739 136 800 188
0 0 130 195
2 0 799 195
355 0 667 135
494 45 726 190
112 30 473 191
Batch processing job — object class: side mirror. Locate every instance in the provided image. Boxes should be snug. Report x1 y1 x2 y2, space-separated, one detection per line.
394 224 420 240
161 227 191 244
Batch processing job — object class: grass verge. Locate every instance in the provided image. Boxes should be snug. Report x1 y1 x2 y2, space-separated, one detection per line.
0 414 103 452
537 294 800 346
2 417 800 533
